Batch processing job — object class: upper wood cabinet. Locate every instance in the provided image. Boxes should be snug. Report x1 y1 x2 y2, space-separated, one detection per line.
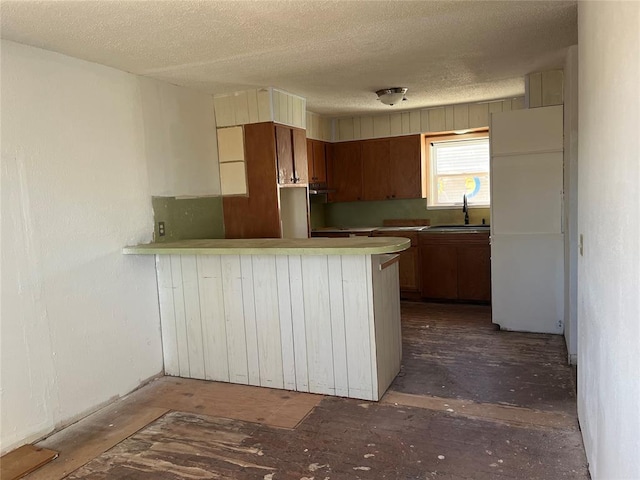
307 139 328 184
330 141 362 202
292 128 308 184
327 134 424 203
224 122 281 238
275 124 308 185
390 135 423 199
362 139 392 200
223 122 309 239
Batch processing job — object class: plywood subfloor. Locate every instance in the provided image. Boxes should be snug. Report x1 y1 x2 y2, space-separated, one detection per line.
392 302 577 415
0 445 58 480
25 401 169 480
66 399 588 480
133 377 323 429
25 378 322 480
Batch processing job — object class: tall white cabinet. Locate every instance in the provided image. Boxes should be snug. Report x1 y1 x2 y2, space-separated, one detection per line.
490 105 565 334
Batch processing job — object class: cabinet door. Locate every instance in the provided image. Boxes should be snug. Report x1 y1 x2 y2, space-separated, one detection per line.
307 139 315 182
224 122 281 238
312 141 327 183
399 247 420 292
457 244 491 301
390 135 423 199
362 139 392 200
326 142 335 191
275 125 294 184
330 142 362 202
420 244 458 299
292 128 308 184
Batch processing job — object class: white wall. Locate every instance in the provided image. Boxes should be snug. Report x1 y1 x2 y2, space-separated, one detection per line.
563 45 578 364
140 77 220 197
577 3 640 479
0 40 219 453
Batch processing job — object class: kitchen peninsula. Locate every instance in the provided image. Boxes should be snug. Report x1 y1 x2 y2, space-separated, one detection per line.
124 237 410 401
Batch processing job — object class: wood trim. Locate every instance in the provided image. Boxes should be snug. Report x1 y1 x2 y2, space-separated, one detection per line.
423 127 489 140
379 254 401 271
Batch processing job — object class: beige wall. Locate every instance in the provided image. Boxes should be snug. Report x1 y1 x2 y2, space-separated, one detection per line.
577 2 640 479
140 76 221 197
1 41 164 453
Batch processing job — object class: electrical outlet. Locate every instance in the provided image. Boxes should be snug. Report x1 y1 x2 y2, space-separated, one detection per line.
158 221 165 237
579 234 584 256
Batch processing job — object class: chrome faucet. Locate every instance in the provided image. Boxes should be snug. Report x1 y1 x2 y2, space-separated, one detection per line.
462 194 470 225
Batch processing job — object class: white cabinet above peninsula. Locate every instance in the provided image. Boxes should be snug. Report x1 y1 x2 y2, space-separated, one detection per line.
124 237 410 400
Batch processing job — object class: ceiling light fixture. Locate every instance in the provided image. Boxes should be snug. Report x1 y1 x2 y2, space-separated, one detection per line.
376 87 408 106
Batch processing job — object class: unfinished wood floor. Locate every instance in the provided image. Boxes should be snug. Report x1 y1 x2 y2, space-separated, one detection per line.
26 302 588 480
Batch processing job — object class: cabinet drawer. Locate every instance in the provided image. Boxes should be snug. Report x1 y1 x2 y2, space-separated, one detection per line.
419 232 489 246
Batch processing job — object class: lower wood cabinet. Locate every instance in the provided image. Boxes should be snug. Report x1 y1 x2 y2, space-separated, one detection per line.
419 232 491 302
457 244 492 301
420 244 458 299
372 231 420 297
398 246 420 293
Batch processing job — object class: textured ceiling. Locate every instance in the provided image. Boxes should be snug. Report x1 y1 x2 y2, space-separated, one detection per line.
0 1 577 115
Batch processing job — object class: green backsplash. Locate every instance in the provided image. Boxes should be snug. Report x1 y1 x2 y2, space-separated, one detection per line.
318 198 490 227
309 195 328 229
152 196 225 242
152 196 488 239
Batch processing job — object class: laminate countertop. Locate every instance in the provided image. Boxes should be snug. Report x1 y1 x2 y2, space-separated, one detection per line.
123 237 411 256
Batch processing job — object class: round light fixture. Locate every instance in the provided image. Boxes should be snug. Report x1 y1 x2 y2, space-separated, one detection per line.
376 87 408 106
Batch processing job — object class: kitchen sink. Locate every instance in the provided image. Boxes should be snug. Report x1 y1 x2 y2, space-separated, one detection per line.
424 224 490 233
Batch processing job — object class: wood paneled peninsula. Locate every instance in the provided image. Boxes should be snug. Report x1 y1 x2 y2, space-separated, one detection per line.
124 237 410 401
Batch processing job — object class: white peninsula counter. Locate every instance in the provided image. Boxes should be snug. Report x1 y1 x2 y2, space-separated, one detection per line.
124 237 410 401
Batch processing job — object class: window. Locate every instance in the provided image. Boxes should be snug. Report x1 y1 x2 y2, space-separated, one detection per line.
427 133 490 208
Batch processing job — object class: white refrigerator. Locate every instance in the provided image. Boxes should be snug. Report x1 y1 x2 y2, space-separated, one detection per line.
490 105 565 334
